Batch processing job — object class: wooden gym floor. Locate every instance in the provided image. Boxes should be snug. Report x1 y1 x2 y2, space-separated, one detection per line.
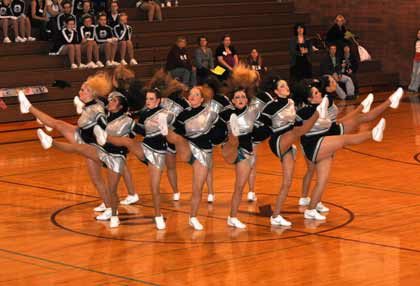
1 91 420 285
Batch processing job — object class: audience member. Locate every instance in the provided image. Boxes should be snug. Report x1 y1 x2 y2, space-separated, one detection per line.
289 23 312 82
135 0 162 22
326 14 349 55
76 0 95 26
31 0 49 40
114 12 138 66
166 36 196 87
51 17 82 69
341 43 359 95
79 14 103 68
12 0 36 41
246 48 267 77
320 44 355 100
0 0 19 43
95 12 118 66
215 34 238 80
408 29 420 92
194 36 214 84
107 0 119 27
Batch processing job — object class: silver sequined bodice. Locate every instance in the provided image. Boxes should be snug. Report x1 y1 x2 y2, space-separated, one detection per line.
271 99 296 132
236 105 260 135
161 97 185 117
106 115 134 137
77 103 105 129
185 106 217 138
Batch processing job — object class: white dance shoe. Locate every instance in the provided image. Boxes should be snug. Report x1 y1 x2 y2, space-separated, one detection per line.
94 202 106 212
18 90 31 114
110 216 120 228
304 209 326 221
372 118 386 142
227 216 246 229
270 215 292 227
207 194 215 203
389 87 404 109
120 194 139 205
173 192 180 201
298 197 311 206
247 191 257 202
37 129 53 149
361 93 374 113
316 202 330 213
154 216 166 230
96 208 112 221
189 217 203 231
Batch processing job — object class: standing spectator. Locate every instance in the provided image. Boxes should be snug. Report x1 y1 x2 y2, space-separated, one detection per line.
135 0 162 22
0 0 20 43
12 0 36 41
194 36 214 84
31 0 49 40
50 17 83 69
408 29 420 92
326 14 348 55
215 34 238 80
341 43 359 95
320 44 355 100
76 0 95 26
79 14 103 68
107 0 118 28
246 48 267 77
46 0 61 38
114 12 138 66
166 36 196 87
289 23 312 82
95 12 118 66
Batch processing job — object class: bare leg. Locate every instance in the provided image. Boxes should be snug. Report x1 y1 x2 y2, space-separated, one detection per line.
301 158 316 198
67 44 75 65
110 42 117 62
29 106 77 143
75 44 82 65
127 40 134 60
166 130 192 162
338 104 363 122
119 41 127 62
2 19 8 37
107 136 145 161
25 17 31 37
93 42 100 62
165 153 179 193
190 161 208 217
18 17 25 37
86 41 93 63
148 164 162 216
221 133 239 164
122 165 137 196
307 157 332 210
154 3 162 21
230 160 252 217
104 42 111 61
206 167 214 195
107 169 121 216
86 158 110 207
339 99 391 134
272 152 295 216
143 3 155 22
316 131 372 162
52 141 100 162
11 20 19 37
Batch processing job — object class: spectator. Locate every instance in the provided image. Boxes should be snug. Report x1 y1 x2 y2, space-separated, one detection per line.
341 43 359 95
166 36 196 87
246 48 267 77
326 14 349 55
46 0 61 37
408 29 420 92
107 0 118 28
215 34 238 80
76 0 95 26
31 0 49 40
194 36 214 84
0 0 20 43
114 12 138 66
51 17 82 69
135 0 162 22
94 12 118 66
11 0 35 41
289 23 312 82
320 44 355 100
79 14 103 68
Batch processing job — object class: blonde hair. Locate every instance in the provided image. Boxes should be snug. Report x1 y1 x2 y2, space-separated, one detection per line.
85 72 113 98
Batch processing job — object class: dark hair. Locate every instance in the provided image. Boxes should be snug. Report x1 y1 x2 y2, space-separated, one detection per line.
176 36 187 43
261 72 282 93
65 17 75 24
61 0 71 7
328 44 337 49
144 88 162 99
110 0 119 6
291 80 314 106
197 35 207 45
293 23 306 36
247 49 262 67
81 14 93 23
97 12 107 20
221 34 231 42
206 75 222 95
108 91 129 113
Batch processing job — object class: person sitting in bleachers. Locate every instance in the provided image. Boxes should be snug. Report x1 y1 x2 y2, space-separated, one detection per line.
326 14 349 56
76 0 95 26
320 44 355 100
95 12 118 66
11 0 36 41
215 34 238 80
166 36 196 87
79 14 103 68
56 0 76 31
50 17 83 69
0 0 20 43
246 48 267 77
341 43 359 96
193 36 214 84
31 0 49 40
107 0 119 28
135 0 162 22
113 12 138 66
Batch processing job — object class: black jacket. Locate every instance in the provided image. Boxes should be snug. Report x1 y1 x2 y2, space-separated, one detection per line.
320 53 342 75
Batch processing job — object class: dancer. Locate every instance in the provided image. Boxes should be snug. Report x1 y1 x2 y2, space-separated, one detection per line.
254 74 329 226
294 82 390 221
18 72 114 223
299 76 404 211
166 86 223 230
94 88 174 230
36 91 140 228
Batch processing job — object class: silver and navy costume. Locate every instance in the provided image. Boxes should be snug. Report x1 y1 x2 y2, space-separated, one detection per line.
74 99 107 145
